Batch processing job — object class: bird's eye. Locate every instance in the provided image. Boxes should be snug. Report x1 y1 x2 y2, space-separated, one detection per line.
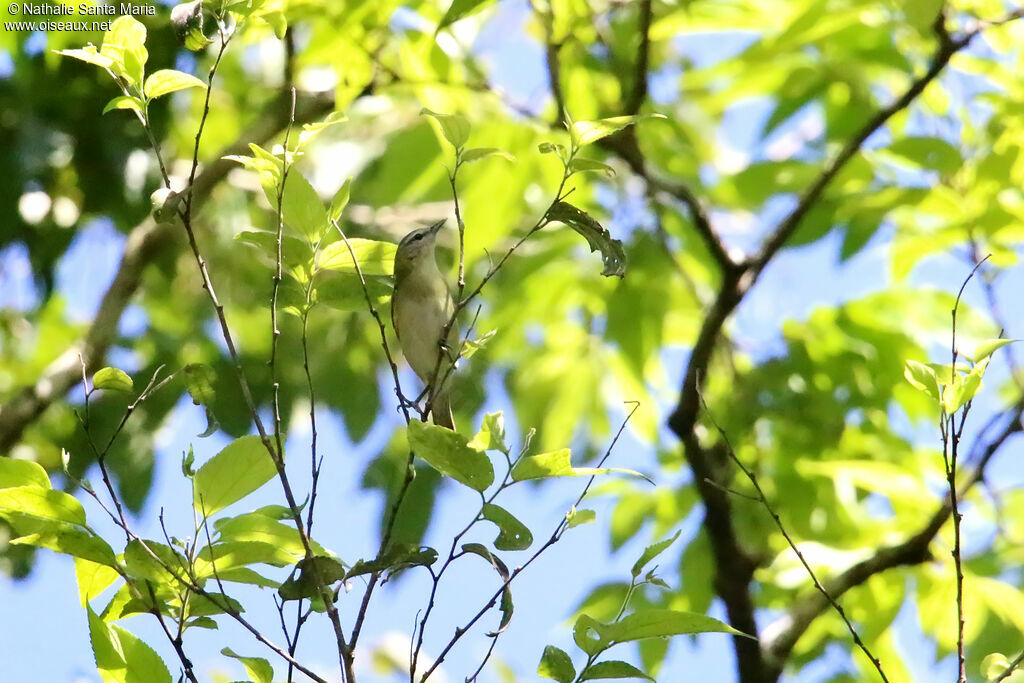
413 233 424 242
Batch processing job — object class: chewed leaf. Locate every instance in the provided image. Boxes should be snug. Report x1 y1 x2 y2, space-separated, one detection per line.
547 201 626 277
481 503 533 551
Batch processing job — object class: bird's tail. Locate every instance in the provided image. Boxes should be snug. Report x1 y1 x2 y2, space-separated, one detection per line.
431 390 456 431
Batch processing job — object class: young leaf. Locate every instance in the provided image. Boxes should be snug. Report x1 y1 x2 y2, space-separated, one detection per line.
281 169 327 243
602 609 755 644
102 95 145 116
631 531 681 579
93 367 134 393
101 16 149 87
328 178 352 222
481 503 533 551
468 411 508 454
0 458 50 490
421 108 470 149
170 1 210 51
579 660 653 681
566 508 596 529
0 486 87 526
538 645 576 683
438 0 499 30
345 544 438 581
192 435 277 516
461 147 515 164
277 555 347 601
318 239 397 276
407 420 494 492
75 557 121 607
56 46 115 69
143 69 206 99
570 114 666 147
511 449 646 482
904 359 940 402
546 201 626 278
569 157 615 177
974 338 1019 363
10 523 117 567
221 648 273 683
462 543 514 633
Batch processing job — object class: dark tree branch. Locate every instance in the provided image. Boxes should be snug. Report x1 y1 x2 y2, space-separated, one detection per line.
625 0 652 116
0 90 332 455
761 399 1024 679
662 12 1013 682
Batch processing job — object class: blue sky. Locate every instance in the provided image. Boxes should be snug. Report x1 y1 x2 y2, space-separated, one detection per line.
3 1 1024 681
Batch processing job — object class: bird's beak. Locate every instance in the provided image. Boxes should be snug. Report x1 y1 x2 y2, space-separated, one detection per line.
428 220 445 235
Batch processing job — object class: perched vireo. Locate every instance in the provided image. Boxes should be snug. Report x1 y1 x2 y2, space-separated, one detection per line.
391 220 458 430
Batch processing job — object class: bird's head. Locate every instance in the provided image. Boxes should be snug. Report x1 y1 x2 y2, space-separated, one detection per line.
394 220 445 277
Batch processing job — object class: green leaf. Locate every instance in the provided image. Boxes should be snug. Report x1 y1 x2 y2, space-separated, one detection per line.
566 508 596 529
481 503 533 551
75 557 121 607
193 540 297 578
123 539 189 585
511 449 646 482
438 0 499 30
631 531 680 579
282 169 327 243
462 543 513 633
605 609 754 644
186 592 245 618
572 609 752 657
101 16 149 86
345 545 437 581
974 338 1018 363
982 653 1010 680
170 1 210 51
570 158 615 177
420 108 471 149
221 648 273 683
884 136 962 175
193 435 278 516
277 555 346 601
93 367 134 393
297 111 347 151
407 420 494 492
0 486 87 525
461 147 515 164
537 645 576 683
143 69 206 99
11 523 117 567
88 604 173 683
944 358 988 414
546 201 626 278
468 411 508 453
580 660 653 680
0 458 50 489
570 114 666 147
102 96 145 116
328 178 352 222
318 239 397 276
56 46 115 69
904 360 940 402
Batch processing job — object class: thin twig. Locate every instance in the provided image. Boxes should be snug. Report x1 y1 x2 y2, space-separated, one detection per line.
698 393 889 682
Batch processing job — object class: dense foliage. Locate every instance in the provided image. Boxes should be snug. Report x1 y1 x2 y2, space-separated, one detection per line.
3 0 1024 681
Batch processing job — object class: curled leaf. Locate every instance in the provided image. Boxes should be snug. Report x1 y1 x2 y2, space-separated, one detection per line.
546 201 626 278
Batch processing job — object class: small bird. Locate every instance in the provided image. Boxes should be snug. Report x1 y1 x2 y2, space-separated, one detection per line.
391 220 458 430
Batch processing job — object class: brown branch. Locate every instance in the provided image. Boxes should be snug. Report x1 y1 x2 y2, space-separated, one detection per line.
0 89 333 455
701 396 889 681
760 398 1024 679
625 0 652 115
662 12 1009 681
